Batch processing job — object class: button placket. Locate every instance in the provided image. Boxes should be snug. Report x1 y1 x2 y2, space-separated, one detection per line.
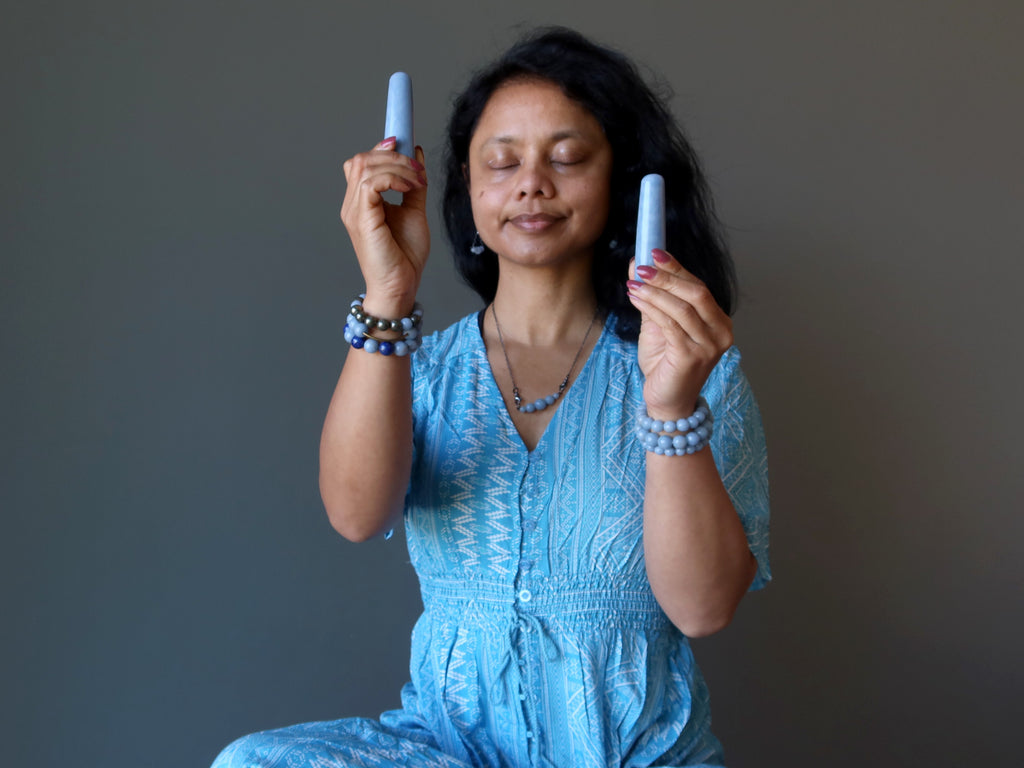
518 457 544 585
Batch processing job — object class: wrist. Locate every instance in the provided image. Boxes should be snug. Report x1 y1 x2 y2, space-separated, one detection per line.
361 287 418 319
345 293 424 357
644 396 702 423
636 397 714 456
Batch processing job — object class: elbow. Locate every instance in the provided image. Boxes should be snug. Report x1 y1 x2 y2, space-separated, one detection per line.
323 500 395 543
655 589 741 638
657 557 756 638
327 512 379 543
672 607 737 639
319 477 397 543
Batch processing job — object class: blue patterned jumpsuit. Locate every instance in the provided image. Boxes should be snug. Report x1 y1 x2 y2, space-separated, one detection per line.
213 312 770 767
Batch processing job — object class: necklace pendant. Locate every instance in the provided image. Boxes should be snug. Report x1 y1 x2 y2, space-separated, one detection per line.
493 304 600 417
517 391 560 414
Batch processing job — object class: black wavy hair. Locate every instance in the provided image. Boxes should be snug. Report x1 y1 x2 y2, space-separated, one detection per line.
442 27 736 339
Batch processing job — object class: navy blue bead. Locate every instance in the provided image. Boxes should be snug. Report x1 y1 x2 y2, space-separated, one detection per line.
378 341 394 356
351 336 365 349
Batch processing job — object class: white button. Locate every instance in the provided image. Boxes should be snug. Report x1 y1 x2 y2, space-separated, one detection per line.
518 589 532 603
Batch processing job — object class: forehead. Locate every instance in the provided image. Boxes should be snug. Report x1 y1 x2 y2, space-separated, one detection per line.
471 78 604 146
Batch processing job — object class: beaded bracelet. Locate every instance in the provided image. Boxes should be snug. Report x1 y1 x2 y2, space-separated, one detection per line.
344 294 423 356
635 397 715 456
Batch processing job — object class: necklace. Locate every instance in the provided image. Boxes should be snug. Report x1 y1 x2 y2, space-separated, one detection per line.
491 304 600 414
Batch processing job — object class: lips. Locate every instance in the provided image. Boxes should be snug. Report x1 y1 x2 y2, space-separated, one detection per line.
508 212 562 231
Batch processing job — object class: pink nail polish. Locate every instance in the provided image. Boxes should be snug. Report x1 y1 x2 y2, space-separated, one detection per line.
410 158 425 171
626 279 643 291
635 265 657 280
652 249 671 264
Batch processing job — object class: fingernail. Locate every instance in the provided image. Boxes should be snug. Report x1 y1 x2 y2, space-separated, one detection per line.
652 248 671 264
626 279 644 292
381 136 397 148
410 158 425 171
635 265 657 280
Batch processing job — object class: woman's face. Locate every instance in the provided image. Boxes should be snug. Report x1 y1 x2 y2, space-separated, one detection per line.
466 78 613 270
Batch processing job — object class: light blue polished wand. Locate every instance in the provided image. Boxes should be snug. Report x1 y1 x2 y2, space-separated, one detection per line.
384 72 414 159
635 173 665 278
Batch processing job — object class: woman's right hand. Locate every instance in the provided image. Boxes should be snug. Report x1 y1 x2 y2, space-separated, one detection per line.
340 137 430 316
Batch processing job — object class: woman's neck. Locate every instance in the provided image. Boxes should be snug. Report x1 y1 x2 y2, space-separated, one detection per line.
489 263 599 346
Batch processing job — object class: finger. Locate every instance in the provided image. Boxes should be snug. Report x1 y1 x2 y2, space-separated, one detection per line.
627 279 714 349
346 140 426 181
341 165 409 225
628 271 734 351
633 262 731 338
650 248 704 286
371 136 427 184
360 169 424 197
347 157 426 191
343 152 426 217
399 145 429 212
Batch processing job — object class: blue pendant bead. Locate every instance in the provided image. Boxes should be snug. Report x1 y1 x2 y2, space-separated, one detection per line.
515 391 562 414
635 397 714 456
345 293 423 355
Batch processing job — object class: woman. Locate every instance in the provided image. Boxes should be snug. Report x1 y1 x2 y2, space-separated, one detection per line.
214 27 769 768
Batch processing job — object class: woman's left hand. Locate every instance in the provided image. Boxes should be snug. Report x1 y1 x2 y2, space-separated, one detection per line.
627 249 733 418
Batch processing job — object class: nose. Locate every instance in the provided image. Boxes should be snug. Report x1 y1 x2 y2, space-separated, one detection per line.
516 157 555 199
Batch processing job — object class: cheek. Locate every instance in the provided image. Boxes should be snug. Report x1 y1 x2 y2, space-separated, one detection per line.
578 182 612 230
471 187 504 214
469 188 504 235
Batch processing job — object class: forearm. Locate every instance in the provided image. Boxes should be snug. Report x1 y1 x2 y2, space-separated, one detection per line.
323 136 430 542
643 448 756 637
319 344 413 542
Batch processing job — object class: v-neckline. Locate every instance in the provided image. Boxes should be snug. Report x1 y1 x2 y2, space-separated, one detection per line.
474 311 613 455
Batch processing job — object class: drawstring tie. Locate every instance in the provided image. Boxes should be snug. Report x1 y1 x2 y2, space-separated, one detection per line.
488 612 560 768
489 613 560 705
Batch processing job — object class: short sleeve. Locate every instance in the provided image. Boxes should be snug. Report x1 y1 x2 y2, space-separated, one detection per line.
701 347 772 591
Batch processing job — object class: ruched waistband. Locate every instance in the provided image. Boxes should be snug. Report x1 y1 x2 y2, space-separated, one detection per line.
418 575 670 631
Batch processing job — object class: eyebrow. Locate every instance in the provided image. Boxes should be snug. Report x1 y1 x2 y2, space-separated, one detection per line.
482 130 586 147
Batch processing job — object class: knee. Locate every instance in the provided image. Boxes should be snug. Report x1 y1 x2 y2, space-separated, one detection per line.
210 731 273 768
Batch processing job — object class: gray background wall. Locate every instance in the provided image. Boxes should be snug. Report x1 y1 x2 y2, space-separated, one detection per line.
3 1 1021 766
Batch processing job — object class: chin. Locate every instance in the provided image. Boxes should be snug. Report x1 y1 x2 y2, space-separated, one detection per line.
495 238 596 268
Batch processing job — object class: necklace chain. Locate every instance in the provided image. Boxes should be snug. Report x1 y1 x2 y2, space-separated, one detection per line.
491 304 600 414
